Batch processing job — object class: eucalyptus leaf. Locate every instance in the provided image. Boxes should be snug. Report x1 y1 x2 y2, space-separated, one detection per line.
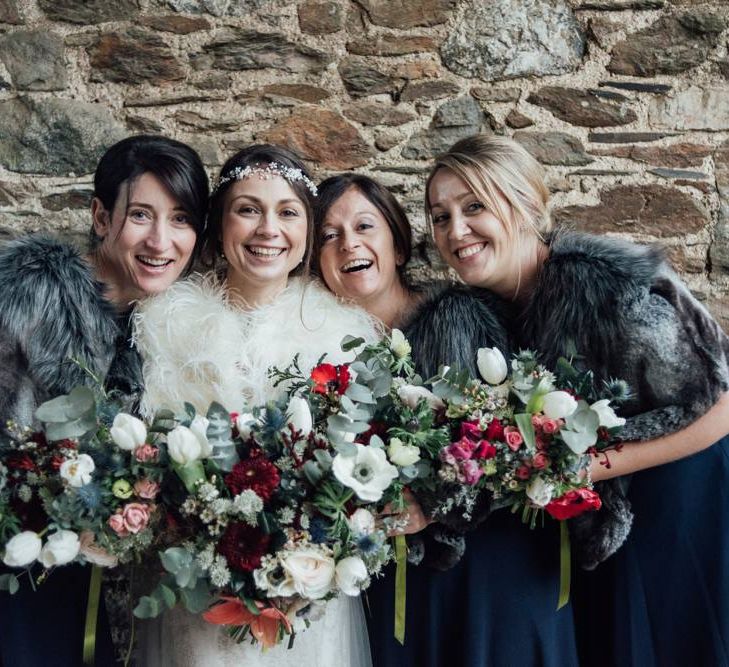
36 386 95 422
341 335 365 352
349 362 374 381
183 402 197 422
345 383 376 405
327 415 369 434
368 434 385 449
160 547 192 575
303 460 323 485
0 574 18 594
159 584 177 609
333 441 358 456
179 579 213 614
371 372 393 398
133 595 161 619
45 412 97 441
313 449 332 469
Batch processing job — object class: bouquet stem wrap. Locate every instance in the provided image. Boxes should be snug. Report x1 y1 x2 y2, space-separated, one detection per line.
394 535 407 645
557 521 570 610
83 565 103 665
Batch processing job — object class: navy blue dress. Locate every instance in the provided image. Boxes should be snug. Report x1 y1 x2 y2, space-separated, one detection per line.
367 510 579 667
575 436 729 667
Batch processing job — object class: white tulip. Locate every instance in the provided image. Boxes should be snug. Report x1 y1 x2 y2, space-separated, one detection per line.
590 399 626 429
347 508 376 536
387 437 420 467
335 556 369 596
390 329 411 359
477 347 508 385
167 425 204 465
235 413 256 439
397 385 444 411
189 415 212 458
526 477 556 507
332 444 398 502
542 391 578 420
3 531 42 567
59 454 95 488
39 530 80 568
280 547 336 600
288 397 313 436
110 413 147 451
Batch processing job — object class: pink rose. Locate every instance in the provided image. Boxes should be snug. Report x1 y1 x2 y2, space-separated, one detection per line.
134 479 160 500
459 459 484 486
531 452 550 470
474 440 497 460
504 427 523 451
121 503 151 534
79 531 118 568
531 415 544 430
460 421 482 441
535 435 548 451
134 444 159 463
516 465 531 480
446 437 476 461
108 513 128 537
542 419 560 435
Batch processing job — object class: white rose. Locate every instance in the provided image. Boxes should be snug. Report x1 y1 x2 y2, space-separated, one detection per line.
288 397 313 437
3 531 42 567
335 556 369 596
235 413 256 439
387 437 420 467
590 399 626 429
390 329 411 359
347 508 376 536
79 531 118 568
477 347 508 385
109 413 147 451
397 385 444 411
542 391 578 420
526 477 556 507
39 530 80 568
59 454 95 488
167 425 204 464
189 415 212 458
280 547 335 600
332 444 398 503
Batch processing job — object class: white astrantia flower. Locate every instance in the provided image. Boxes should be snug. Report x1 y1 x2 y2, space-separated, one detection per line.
254 554 297 598
542 391 578 420
335 556 369 596
232 489 263 523
390 329 411 359
59 454 95 488
110 413 147 451
188 415 212 458
347 508 376 536
287 396 313 436
526 477 556 507
396 384 444 411
332 444 398 503
477 347 508 385
39 530 80 568
167 425 206 464
386 437 420 467
590 399 626 429
280 546 336 599
3 531 42 567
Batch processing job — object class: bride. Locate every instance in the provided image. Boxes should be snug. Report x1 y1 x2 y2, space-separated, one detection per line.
133 144 378 666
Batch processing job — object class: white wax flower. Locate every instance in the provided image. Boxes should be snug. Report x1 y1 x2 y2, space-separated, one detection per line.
332 444 398 502
110 413 147 451
335 556 369 596
477 347 508 385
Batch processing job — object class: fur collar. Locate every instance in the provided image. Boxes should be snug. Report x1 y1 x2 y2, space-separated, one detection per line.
134 274 380 417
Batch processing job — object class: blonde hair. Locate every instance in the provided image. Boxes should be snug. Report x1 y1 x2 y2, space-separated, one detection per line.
425 134 551 241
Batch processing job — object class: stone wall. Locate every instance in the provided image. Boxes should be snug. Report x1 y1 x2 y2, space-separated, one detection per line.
1 0 729 327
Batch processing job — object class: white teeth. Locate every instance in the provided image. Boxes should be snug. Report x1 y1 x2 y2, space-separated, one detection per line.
341 259 373 272
456 244 485 259
248 246 284 257
138 256 172 267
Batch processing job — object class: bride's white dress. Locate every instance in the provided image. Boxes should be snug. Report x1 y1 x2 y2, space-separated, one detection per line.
133 275 380 667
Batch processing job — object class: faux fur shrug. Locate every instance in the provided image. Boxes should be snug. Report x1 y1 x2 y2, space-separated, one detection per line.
520 231 729 568
0 236 141 431
133 274 381 417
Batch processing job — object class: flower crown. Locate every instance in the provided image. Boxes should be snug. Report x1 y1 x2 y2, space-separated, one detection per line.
212 162 318 197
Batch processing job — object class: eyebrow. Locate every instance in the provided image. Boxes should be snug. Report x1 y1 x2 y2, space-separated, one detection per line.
230 194 304 206
429 191 475 209
127 201 187 212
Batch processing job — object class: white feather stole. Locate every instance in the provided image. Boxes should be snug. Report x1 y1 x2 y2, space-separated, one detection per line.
133 274 381 418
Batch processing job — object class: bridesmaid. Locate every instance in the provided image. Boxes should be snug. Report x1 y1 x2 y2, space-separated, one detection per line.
314 173 579 667
426 134 729 667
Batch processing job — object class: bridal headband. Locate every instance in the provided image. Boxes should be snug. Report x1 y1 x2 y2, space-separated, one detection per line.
212 162 318 197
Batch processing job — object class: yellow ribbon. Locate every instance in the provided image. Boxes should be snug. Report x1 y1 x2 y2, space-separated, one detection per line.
394 534 407 645
83 565 103 665
557 520 571 610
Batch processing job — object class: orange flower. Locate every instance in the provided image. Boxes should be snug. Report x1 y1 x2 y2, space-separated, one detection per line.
203 596 292 648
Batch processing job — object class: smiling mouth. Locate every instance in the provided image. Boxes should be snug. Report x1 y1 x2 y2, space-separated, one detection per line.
341 259 373 273
246 245 285 258
136 255 173 268
455 243 486 260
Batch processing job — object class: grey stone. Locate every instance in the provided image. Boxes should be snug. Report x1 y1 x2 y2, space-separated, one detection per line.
126 115 165 134
441 0 584 82
400 80 460 102
166 0 272 15
202 29 331 73
38 0 140 23
41 189 93 212
402 126 483 160
123 91 226 107
588 132 673 143
433 96 483 128
649 168 709 180
354 0 455 29
0 97 127 176
514 131 593 166
608 11 725 77
0 30 67 91
138 14 211 34
298 0 344 34
574 0 664 7
505 109 534 129
570 169 636 176
0 0 21 23
598 81 671 94
174 110 241 132
339 59 401 98
527 86 637 127
710 139 729 273
343 102 416 126
470 86 521 103
649 87 729 131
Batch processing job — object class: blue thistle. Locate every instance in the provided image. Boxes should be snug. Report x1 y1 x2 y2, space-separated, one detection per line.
76 482 103 512
309 516 329 544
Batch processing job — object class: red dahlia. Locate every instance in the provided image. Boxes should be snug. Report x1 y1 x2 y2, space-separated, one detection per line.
217 522 271 572
225 457 280 501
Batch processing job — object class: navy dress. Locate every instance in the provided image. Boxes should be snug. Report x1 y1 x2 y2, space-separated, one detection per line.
367 511 579 667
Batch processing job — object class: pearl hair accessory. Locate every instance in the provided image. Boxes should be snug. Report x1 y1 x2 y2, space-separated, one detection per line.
212 162 318 197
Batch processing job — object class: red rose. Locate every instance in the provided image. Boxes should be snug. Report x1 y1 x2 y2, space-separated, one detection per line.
474 440 497 460
336 364 351 394
484 418 504 442
516 465 531 480
460 421 482 441
545 488 602 521
531 451 550 470
225 457 280 501
217 522 271 572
